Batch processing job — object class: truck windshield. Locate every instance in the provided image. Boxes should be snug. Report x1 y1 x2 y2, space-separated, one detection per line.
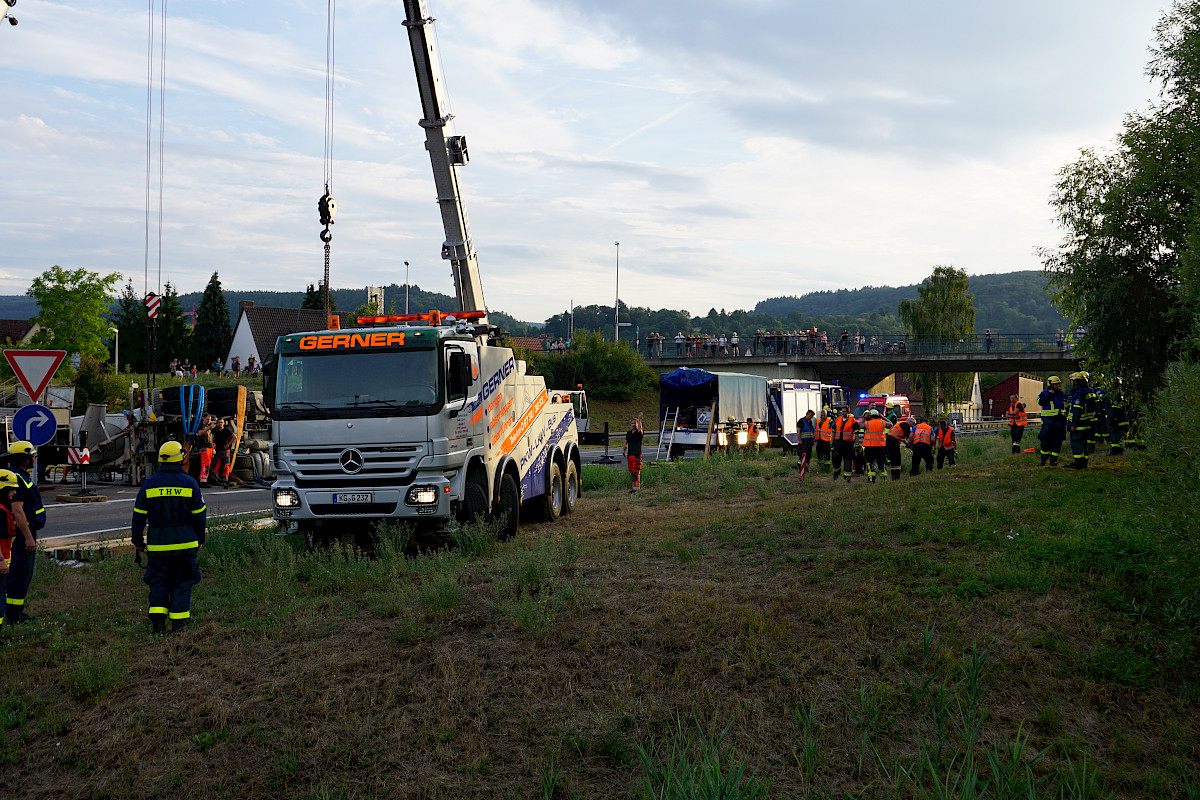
274 349 439 419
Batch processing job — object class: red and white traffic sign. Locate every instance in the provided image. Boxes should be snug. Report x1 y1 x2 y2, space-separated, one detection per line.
67 447 90 466
3 349 66 403
145 293 161 319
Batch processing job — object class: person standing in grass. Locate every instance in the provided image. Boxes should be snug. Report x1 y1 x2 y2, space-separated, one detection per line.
0 470 17 634
935 418 957 468
861 410 887 483
4 441 43 626
1007 394 1027 454
886 415 911 480
622 415 644 493
1037 376 1067 466
132 441 207 635
909 417 934 475
815 408 834 467
796 409 816 477
832 407 858 483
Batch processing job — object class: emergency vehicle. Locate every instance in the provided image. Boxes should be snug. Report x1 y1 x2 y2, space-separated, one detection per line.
854 393 910 420
268 2 581 541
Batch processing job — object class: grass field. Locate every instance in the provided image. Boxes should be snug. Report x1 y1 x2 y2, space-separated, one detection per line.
1 436 1196 799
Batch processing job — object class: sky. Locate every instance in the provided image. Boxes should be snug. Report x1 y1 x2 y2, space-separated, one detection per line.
0 0 1168 323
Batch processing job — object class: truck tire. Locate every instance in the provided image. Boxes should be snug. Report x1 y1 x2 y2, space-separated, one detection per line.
543 462 563 522
461 478 488 526
563 460 579 514
234 454 253 470
492 472 520 541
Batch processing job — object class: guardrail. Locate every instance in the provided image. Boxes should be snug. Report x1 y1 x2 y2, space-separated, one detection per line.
636 332 1077 359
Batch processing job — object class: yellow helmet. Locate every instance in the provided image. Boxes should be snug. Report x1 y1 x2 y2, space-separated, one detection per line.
7 440 34 457
158 440 185 463
1069 371 1088 382
1047 376 1061 386
0 469 18 490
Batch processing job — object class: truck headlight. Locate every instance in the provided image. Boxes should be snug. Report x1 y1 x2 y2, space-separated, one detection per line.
274 488 300 508
406 485 438 505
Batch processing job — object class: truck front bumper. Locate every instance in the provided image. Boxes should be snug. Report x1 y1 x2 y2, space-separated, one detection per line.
272 477 456 522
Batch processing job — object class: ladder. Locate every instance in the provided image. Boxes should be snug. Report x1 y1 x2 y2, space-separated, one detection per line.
655 407 680 461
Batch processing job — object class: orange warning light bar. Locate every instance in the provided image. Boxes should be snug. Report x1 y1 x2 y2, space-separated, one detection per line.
355 309 488 326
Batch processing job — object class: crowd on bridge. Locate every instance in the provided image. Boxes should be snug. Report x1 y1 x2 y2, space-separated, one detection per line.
643 329 908 358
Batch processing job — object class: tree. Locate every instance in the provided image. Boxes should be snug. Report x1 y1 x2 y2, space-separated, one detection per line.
155 282 192 369
27 265 121 374
1043 0 1200 395
302 283 335 312
898 266 976 415
192 272 233 368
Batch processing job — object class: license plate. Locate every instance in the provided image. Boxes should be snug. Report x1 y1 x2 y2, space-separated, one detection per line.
333 492 373 504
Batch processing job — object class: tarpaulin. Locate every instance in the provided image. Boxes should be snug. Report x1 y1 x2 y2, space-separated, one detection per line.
659 368 767 422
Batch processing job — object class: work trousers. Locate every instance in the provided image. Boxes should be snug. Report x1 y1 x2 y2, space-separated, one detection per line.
797 438 814 463
886 438 903 480
145 552 202 624
1070 428 1090 468
1039 422 1065 465
937 447 956 468
5 541 36 622
910 444 933 475
212 448 233 481
197 447 214 483
1010 424 1025 453
1110 422 1129 453
832 441 855 480
863 446 887 482
815 440 831 463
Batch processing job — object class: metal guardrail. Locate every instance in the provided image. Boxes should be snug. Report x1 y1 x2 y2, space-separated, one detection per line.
636 333 1077 359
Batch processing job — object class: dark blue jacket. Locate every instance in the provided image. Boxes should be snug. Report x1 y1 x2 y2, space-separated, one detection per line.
12 466 45 535
1038 388 1067 423
132 464 206 552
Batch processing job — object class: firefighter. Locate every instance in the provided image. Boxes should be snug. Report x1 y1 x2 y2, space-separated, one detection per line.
832 407 858 483
4 441 44 626
1108 378 1129 455
884 402 899 425
1006 394 1027 454
861 409 887 483
909 416 934 475
0 469 16 633
1067 371 1098 469
1037 375 1067 466
815 408 834 466
934 418 957 468
886 414 912 480
796 409 816 475
132 441 207 634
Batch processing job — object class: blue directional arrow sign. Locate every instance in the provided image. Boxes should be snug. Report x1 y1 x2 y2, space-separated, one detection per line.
13 403 56 448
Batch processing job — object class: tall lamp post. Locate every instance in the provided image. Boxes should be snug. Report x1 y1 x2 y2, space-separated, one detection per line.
404 261 410 314
613 241 620 342
110 327 119 373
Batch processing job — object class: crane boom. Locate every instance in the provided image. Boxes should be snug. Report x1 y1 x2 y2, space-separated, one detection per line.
402 1 488 319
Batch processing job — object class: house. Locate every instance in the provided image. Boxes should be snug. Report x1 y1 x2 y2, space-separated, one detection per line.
0 320 41 346
867 372 983 422
226 302 353 369
982 373 1045 419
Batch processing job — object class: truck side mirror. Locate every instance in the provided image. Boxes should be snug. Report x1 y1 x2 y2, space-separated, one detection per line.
263 356 276 413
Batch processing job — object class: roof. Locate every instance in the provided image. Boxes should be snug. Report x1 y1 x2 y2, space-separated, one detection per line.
508 336 546 351
241 307 355 359
0 319 35 344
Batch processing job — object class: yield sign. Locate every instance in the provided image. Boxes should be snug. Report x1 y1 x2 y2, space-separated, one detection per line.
4 349 67 403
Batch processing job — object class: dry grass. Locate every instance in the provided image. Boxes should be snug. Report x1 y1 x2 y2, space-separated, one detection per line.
1 436 1196 799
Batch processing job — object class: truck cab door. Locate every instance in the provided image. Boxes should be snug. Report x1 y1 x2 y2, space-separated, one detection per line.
444 344 479 452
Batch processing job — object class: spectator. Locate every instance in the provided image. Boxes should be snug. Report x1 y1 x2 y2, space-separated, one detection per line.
985 329 993 353
675 332 684 357
247 355 258 374
212 358 224 375
231 356 241 375
730 331 739 355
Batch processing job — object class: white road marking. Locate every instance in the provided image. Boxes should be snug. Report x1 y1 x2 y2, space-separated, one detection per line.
39 509 274 542
43 488 266 511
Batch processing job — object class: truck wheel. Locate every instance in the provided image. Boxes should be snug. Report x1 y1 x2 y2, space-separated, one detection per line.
669 444 684 461
461 477 488 525
543 462 563 522
563 461 579 514
492 472 520 541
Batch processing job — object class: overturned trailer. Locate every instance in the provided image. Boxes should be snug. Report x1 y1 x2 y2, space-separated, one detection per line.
657 368 768 459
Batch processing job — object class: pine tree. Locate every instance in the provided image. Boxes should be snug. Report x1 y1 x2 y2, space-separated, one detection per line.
302 283 335 311
192 272 232 368
155 282 192 371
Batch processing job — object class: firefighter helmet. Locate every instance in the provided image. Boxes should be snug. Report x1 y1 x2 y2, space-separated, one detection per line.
7 440 34 457
1047 376 1062 386
158 440 186 463
0 469 18 490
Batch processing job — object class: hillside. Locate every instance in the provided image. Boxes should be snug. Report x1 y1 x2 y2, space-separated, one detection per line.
756 270 1068 333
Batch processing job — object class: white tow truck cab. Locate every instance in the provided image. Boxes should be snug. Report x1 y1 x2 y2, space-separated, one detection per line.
268 311 581 540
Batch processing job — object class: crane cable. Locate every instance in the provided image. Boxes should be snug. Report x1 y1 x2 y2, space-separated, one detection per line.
144 0 168 391
317 0 337 318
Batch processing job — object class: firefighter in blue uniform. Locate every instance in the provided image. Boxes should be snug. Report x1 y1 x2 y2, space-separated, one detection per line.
4 441 45 625
132 441 207 634
1067 371 1098 469
1108 378 1130 454
1036 376 1068 466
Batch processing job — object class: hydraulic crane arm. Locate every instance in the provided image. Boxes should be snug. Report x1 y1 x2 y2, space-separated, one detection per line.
402 0 488 319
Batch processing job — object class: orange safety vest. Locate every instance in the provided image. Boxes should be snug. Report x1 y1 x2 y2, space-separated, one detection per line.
887 423 908 442
863 418 886 447
937 426 955 448
746 422 757 439
836 415 857 442
911 423 933 446
1008 402 1027 426
817 417 834 443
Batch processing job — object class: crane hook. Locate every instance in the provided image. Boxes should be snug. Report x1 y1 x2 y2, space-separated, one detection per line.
320 227 332 243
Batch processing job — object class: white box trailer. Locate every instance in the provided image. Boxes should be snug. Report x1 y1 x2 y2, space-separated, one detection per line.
657 369 768 458
766 379 824 447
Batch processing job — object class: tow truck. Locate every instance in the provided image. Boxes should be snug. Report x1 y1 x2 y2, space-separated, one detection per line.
267 1 581 540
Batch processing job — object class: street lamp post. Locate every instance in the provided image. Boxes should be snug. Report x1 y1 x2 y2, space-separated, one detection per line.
110 327 119 372
404 261 410 315
613 241 620 342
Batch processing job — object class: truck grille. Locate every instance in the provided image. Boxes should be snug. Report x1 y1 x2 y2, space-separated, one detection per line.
282 444 424 489
309 502 398 516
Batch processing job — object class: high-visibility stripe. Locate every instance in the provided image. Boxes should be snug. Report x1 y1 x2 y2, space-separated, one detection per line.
149 606 168 615
33 508 44 515
6 598 24 606
168 611 190 620
145 541 199 552
191 505 206 514
146 487 195 499
133 507 148 514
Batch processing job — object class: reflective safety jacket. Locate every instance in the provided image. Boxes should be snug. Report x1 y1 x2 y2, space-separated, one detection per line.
1038 388 1067 420
863 418 886 447
12 467 45 535
936 425 956 449
1070 385 1098 430
835 415 858 442
911 423 933 446
888 422 911 442
816 417 834 443
797 417 816 441
1007 402 1027 426
132 464 207 553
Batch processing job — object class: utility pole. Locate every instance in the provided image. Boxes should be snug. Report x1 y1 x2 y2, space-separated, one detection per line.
614 241 620 342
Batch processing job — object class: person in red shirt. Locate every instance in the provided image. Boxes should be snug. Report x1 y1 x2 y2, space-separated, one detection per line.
621 415 644 493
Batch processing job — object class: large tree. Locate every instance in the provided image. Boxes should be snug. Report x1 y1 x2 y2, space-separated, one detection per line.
898 266 976 416
27 265 122 373
1043 0 1200 395
155 282 192 369
192 272 233 368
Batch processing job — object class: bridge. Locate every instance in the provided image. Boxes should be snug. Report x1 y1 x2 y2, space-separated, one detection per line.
640 333 1081 387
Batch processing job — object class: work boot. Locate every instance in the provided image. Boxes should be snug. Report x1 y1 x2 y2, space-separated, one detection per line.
151 617 167 636
1049 457 1058 466
171 618 190 633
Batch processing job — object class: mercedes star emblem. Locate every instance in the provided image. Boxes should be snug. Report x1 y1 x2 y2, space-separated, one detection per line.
339 448 364 474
